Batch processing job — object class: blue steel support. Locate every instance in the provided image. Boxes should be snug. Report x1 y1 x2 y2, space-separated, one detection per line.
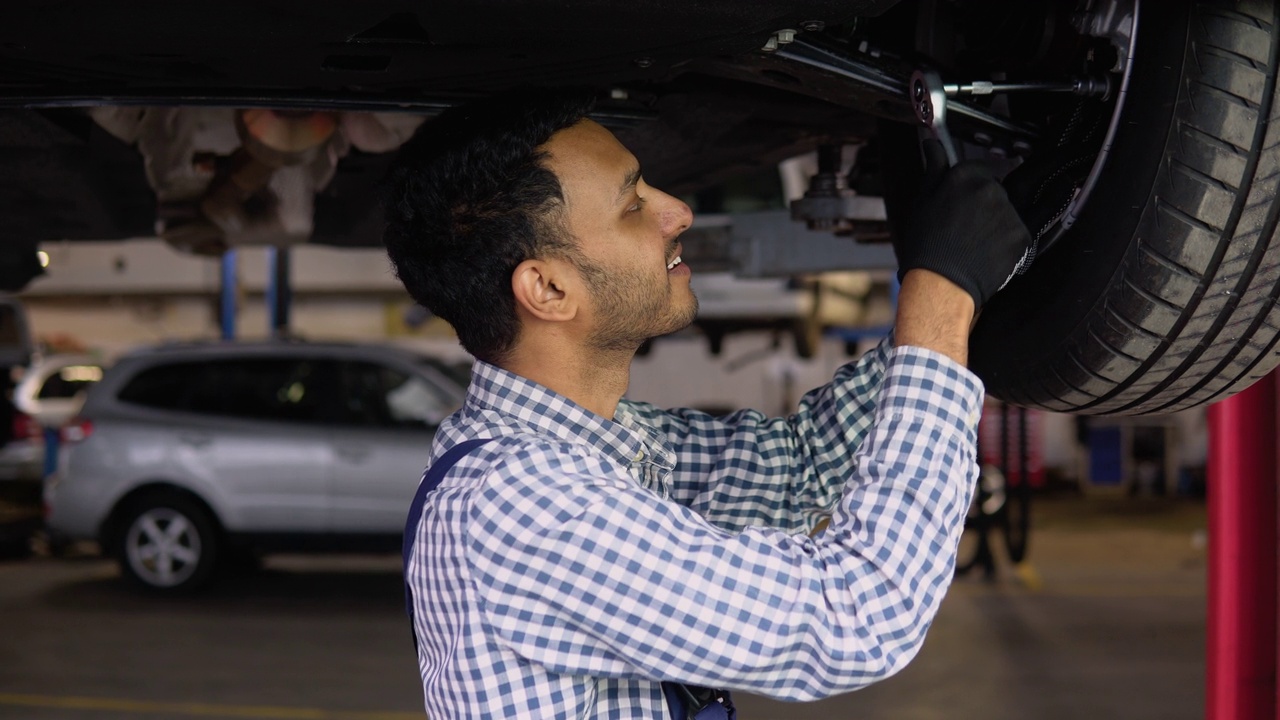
220 250 237 340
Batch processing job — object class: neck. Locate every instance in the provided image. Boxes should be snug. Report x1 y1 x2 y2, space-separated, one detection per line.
502 332 634 419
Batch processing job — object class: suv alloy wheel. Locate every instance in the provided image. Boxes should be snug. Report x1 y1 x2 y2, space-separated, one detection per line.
114 492 219 593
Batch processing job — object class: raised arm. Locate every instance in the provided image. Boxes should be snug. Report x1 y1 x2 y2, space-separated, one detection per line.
618 335 893 534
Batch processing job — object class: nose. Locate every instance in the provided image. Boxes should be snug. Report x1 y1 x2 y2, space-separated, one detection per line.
657 190 693 239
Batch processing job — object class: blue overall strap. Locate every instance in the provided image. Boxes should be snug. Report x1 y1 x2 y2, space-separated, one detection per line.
663 681 736 720
403 438 495 647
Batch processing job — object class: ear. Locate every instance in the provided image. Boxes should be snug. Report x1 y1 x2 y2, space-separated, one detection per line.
511 258 579 322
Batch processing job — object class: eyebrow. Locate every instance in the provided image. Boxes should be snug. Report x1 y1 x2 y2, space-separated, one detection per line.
617 166 642 204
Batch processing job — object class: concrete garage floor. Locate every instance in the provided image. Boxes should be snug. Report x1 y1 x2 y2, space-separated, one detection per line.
0 496 1206 720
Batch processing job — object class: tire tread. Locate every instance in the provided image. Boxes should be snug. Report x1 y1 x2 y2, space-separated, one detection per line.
985 0 1280 414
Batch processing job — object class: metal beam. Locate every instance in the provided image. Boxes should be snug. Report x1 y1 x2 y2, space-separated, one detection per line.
683 209 896 278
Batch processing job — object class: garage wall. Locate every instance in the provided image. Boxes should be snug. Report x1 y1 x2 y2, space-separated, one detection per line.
19 239 1109 480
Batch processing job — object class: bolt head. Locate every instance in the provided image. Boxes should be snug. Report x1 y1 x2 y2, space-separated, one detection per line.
776 29 797 44
634 57 653 68
800 20 825 32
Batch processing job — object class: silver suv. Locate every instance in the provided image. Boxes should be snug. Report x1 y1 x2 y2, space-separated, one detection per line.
45 341 466 593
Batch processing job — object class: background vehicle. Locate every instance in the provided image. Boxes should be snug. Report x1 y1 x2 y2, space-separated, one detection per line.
15 354 106 430
0 295 38 555
0 355 104 553
0 0 1275 416
44 341 465 592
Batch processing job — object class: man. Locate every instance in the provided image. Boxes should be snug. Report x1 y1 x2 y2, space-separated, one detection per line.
383 91 1032 718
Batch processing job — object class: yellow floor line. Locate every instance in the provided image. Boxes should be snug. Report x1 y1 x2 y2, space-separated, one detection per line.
0 693 422 720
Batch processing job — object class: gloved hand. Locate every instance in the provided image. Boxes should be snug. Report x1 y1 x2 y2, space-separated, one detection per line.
894 140 1035 309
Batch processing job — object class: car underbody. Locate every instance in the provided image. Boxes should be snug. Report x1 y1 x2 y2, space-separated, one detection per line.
12 0 1280 417
0 0 1121 252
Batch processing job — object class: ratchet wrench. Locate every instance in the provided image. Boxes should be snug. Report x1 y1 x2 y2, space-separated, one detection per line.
909 68 959 167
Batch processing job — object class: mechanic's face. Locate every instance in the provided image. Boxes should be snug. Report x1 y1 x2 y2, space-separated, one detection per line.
543 119 697 352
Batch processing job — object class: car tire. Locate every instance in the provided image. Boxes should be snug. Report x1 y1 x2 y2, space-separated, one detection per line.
955 464 1004 578
969 0 1280 414
113 492 219 593
1002 479 1031 565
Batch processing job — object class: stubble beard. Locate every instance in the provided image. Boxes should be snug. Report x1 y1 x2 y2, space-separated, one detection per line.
579 260 698 354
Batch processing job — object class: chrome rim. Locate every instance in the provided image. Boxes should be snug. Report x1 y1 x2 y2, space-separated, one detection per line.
124 507 203 588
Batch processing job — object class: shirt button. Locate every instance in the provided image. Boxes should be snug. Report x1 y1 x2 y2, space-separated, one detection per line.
634 450 644 462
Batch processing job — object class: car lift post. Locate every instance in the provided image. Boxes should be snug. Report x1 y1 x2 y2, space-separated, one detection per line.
1206 370 1279 719
219 249 237 341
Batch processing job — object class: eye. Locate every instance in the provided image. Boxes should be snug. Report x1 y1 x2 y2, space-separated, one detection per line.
626 196 646 214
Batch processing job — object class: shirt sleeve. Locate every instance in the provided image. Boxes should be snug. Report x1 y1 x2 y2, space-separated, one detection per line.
465 346 983 702
620 334 893 534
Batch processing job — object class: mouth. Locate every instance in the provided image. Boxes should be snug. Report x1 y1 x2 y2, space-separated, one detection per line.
666 244 683 271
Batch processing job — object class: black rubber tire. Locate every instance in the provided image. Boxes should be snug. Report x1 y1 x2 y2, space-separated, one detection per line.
112 491 220 594
1001 481 1031 564
971 0 1280 415
956 465 1003 578
953 526 988 577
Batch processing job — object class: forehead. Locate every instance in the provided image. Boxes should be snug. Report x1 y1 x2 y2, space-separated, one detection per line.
541 119 636 201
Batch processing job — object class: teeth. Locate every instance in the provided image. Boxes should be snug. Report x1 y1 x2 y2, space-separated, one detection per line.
667 256 682 270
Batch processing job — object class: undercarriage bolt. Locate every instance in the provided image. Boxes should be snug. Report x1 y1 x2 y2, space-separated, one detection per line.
776 29 797 45
800 20 825 32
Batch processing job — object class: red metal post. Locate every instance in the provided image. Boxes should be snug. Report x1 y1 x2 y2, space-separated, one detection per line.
1206 371 1279 720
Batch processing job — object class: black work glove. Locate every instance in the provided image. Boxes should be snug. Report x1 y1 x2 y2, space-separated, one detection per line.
895 140 1035 308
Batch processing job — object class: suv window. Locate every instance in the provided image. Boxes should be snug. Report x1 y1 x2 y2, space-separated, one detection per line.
38 364 103 400
119 357 332 424
337 360 458 429
117 362 189 411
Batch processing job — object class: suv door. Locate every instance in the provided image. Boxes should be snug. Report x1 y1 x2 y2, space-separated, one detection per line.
123 357 339 533
327 358 460 534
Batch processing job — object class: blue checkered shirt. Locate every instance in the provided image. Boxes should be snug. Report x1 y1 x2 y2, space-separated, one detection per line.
406 337 983 718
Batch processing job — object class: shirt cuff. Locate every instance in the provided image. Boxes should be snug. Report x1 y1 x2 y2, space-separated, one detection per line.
879 345 985 446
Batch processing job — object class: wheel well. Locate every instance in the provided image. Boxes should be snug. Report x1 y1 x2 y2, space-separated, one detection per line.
100 483 224 550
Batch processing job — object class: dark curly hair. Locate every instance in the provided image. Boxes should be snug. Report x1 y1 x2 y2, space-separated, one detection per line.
382 91 596 364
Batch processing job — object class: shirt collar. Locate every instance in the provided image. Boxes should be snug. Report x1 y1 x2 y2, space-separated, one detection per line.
465 360 665 471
